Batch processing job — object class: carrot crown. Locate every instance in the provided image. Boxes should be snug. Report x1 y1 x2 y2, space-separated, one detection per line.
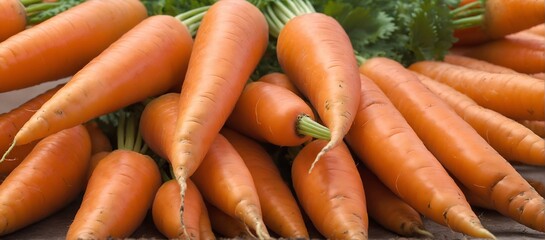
175 5 210 37
116 110 148 154
257 0 316 38
450 0 486 29
23 0 85 25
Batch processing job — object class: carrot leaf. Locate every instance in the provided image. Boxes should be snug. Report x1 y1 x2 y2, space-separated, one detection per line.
25 0 85 25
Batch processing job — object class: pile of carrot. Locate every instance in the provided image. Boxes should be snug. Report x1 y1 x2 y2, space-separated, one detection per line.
0 0 543 239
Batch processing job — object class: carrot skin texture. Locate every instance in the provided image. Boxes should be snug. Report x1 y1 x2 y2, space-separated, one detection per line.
0 0 148 93
190 133 269 239
139 93 179 161
518 120 545 138
226 81 315 146
276 12 360 169
198 201 215 240
292 139 368 240
481 0 545 39
152 179 204 239
0 0 26 42
257 72 304 98
409 60 545 120
13 14 193 146
361 57 545 233
221 127 309 238
345 74 490 238
0 125 91 236
443 54 519 74
205 202 248 238
415 73 545 166
66 149 161 239
0 140 38 177
84 121 112 155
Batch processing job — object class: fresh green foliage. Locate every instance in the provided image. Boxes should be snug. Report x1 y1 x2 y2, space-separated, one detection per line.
140 0 217 16
25 0 85 25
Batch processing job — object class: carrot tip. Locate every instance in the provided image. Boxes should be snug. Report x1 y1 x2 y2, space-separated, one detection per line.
0 140 16 164
308 138 340 174
174 169 189 240
413 226 434 238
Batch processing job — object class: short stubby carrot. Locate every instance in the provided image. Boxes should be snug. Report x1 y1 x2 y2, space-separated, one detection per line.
345 74 492 238
0 124 91 236
276 12 361 171
409 60 544 120
361 57 545 233
221 127 309 238
170 0 268 233
415 73 545 166
0 0 148 93
291 139 368 240
0 0 26 42
11 14 194 147
190 133 270 239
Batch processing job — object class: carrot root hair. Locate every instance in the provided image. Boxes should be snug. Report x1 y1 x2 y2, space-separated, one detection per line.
174 167 189 239
0 141 16 164
308 136 341 174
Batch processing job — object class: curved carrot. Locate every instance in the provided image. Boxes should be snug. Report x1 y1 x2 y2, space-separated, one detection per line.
190 133 269 239
361 56 545 233
356 165 432 238
221 127 309 238
291 139 368 240
518 120 545 138
415 72 545 166
0 0 147 93
205 202 248 239
10 14 194 149
225 81 329 147
409 60 544 120
257 72 303 98
152 179 205 239
139 93 179 160
170 0 268 234
268 1 361 171
344 73 491 238
0 124 90 236
0 0 26 42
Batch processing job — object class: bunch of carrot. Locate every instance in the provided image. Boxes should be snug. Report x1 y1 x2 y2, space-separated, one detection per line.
0 0 544 239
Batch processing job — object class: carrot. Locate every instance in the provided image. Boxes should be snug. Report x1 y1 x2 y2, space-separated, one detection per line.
0 124 90 236
528 178 545 197
170 0 268 234
205 202 248 239
414 72 545 166
198 201 215 240
291 139 368 240
0 0 147 93
449 32 545 74
257 72 304 98
532 73 545 80
84 121 112 155
409 60 544 120
152 179 205 239
356 164 433 238
190 133 269 239
344 74 491 238
139 93 179 161
264 0 361 171
225 81 329 147
361 56 545 233
0 140 38 177
523 23 545 37
443 54 519 74
7 13 195 152
518 120 545 138
451 0 545 44
66 111 161 239
0 0 26 42
221 127 309 238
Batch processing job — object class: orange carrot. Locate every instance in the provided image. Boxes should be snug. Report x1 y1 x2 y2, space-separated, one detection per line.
66 111 161 239
0 140 38 177
0 0 147 93
356 164 433 238
139 93 179 161
361 56 545 233
0 124 90 236
198 201 215 240
344 73 491 238
0 0 26 42
8 14 194 151
221 127 309 238
409 60 544 120
415 72 545 166
523 23 545 37
205 202 248 238
291 139 368 240
152 179 205 239
443 54 519 74
225 81 329 147
257 72 303 98
518 120 545 138
190 133 269 239
84 121 112 155
532 73 545 80
170 0 268 234
267 0 361 170
450 32 545 74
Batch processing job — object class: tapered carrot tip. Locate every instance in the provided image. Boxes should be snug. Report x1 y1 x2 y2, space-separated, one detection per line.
308 136 341 173
174 168 189 240
413 227 434 238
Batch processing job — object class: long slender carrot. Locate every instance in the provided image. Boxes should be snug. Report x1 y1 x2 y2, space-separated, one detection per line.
409 60 544 120
0 0 26 42
170 0 268 234
264 0 361 171
221 127 309 238
518 120 545 138
361 56 545 233
225 81 329 147
66 111 161 239
344 73 492 238
190 133 269 239
8 13 195 151
0 0 147 93
414 72 545 166
356 164 433 238
291 139 368 240
443 54 519 74
257 72 303 98
0 124 90 236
